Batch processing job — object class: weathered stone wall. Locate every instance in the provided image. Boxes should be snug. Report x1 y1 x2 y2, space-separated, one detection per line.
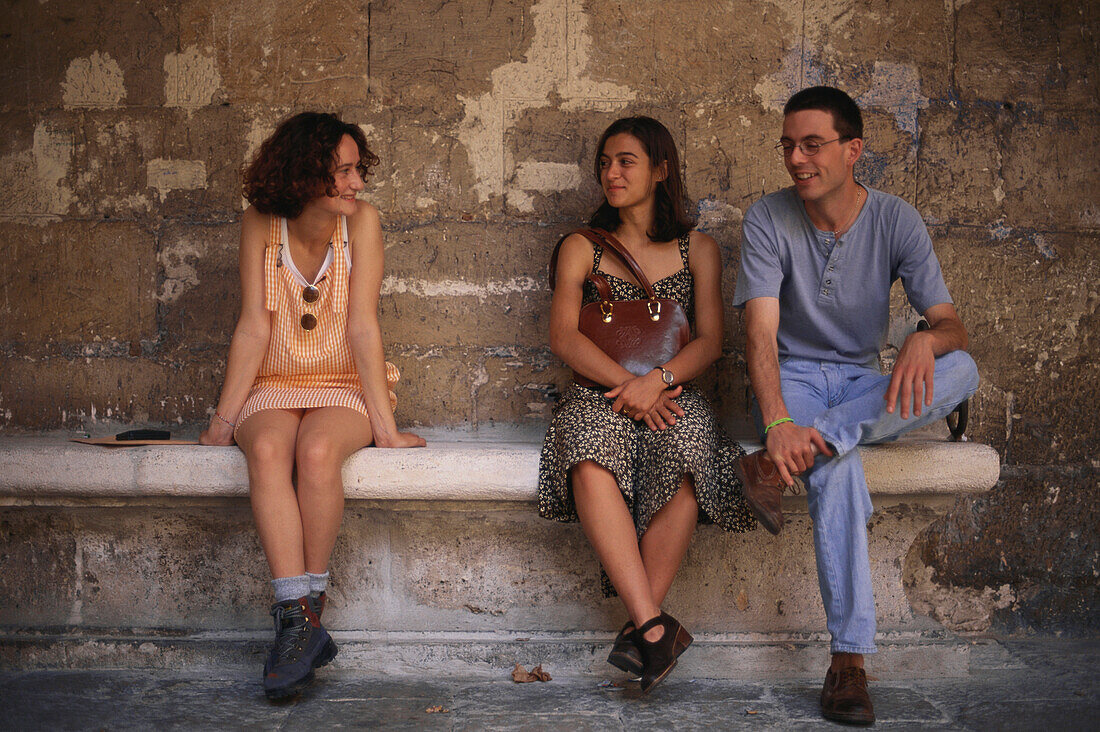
1 1 1096 631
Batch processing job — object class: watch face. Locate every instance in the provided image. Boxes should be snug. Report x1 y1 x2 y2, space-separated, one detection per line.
662 370 674 385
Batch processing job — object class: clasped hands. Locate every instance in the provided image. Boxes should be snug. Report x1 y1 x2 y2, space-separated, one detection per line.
605 370 684 431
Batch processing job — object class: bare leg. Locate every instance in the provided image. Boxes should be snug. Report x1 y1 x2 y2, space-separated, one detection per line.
639 476 698 607
295 407 374 574
236 408 306 578
572 461 662 641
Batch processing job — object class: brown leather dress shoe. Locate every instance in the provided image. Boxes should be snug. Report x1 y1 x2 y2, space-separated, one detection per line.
734 449 789 535
820 666 876 726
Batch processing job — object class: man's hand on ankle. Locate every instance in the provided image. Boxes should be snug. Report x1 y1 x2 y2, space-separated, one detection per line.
765 422 833 486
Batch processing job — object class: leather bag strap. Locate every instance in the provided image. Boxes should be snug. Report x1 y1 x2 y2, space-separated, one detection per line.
577 228 657 300
586 271 614 302
548 228 657 300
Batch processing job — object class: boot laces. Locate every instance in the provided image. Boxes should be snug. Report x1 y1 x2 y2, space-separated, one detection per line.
270 603 310 663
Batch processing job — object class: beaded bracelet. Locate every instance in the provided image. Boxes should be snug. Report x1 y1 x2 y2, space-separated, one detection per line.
214 412 235 428
764 417 794 435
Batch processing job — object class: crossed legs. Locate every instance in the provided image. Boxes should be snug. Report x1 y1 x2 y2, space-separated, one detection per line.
236 406 374 578
572 461 697 642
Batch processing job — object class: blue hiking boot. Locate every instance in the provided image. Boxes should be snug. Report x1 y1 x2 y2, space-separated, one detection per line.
262 597 338 700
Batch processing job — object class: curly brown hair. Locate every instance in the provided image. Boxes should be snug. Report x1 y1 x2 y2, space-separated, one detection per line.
243 112 380 219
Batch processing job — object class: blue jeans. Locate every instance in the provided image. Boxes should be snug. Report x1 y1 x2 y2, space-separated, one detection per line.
753 350 980 654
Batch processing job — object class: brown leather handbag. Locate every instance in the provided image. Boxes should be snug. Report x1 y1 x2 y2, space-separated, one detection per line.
549 228 691 389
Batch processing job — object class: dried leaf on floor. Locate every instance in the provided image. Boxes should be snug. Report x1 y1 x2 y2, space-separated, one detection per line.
425 705 450 714
512 662 552 683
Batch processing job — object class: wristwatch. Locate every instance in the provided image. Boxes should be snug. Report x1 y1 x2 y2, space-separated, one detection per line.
655 366 675 387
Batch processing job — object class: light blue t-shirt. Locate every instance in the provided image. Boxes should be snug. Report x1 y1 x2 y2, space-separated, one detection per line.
733 185 952 367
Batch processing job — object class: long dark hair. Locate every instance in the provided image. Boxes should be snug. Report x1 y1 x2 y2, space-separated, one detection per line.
243 112 380 219
588 116 693 242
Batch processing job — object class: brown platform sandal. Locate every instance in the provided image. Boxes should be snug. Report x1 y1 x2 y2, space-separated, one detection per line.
635 612 693 695
607 621 643 676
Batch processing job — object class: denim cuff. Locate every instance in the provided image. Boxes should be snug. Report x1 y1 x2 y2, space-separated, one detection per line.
830 642 878 655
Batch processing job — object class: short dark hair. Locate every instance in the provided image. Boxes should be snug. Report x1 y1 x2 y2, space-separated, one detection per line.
589 116 693 243
243 112 380 219
783 86 864 141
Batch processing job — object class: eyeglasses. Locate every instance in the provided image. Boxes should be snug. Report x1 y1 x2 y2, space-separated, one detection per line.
775 137 847 157
300 278 326 330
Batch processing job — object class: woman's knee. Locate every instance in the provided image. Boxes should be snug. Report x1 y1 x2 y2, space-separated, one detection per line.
243 430 294 471
295 435 344 477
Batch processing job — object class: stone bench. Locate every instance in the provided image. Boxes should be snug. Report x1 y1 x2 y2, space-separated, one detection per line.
0 433 1000 679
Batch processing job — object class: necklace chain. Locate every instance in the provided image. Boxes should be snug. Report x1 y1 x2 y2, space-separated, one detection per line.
834 186 865 239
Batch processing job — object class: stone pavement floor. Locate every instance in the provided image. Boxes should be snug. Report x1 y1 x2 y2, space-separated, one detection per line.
1 638 1096 731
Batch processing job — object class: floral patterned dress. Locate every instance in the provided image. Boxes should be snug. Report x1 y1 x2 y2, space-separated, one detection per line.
538 234 756 596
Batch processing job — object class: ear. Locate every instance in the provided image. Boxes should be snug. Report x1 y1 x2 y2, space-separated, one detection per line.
656 160 668 182
846 137 864 167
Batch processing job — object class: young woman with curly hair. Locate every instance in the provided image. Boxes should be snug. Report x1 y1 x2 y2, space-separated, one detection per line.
200 111 424 700
539 116 754 693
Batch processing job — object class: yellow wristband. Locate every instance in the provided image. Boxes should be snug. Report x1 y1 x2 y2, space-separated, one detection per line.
764 417 793 435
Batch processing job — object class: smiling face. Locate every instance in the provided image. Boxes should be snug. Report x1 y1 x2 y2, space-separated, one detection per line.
312 134 364 217
598 132 666 211
780 109 862 205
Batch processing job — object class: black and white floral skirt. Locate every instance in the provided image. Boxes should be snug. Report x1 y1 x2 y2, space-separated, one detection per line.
538 383 756 596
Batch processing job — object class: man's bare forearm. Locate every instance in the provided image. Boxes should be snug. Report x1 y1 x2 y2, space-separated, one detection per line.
746 329 790 426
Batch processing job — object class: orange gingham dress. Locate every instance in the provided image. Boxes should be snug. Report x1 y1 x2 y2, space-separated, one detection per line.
234 214 399 437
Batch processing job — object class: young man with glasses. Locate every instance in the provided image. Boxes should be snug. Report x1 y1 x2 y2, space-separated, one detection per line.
732 86 979 726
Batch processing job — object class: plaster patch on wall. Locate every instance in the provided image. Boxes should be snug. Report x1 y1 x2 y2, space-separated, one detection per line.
857 62 929 143
754 47 825 112
164 47 222 108
158 237 203 303
906 558 1017 633
507 161 584 212
695 198 743 232
147 159 207 201
457 0 635 203
62 52 126 108
35 122 75 217
382 275 540 302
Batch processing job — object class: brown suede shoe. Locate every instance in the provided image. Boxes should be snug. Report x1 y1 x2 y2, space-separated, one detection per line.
733 449 788 535
820 666 876 726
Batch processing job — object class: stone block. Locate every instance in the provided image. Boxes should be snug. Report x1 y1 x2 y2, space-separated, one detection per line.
0 509 78 627
684 102 788 221
368 0 532 107
673 504 941 632
155 221 241 352
583 1 795 104
0 357 226 430
803 0 953 101
311 506 391 631
384 345 563 428
1001 108 1100 231
386 507 617 631
0 0 177 112
917 105 1004 226
382 110 485 224
75 504 270 629
0 220 157 346
956 0 1100 107
858 108 918 201
931 229 1100 465
501 105 621 221
476 348 564 426
380 290 549 349
178 0 369 107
